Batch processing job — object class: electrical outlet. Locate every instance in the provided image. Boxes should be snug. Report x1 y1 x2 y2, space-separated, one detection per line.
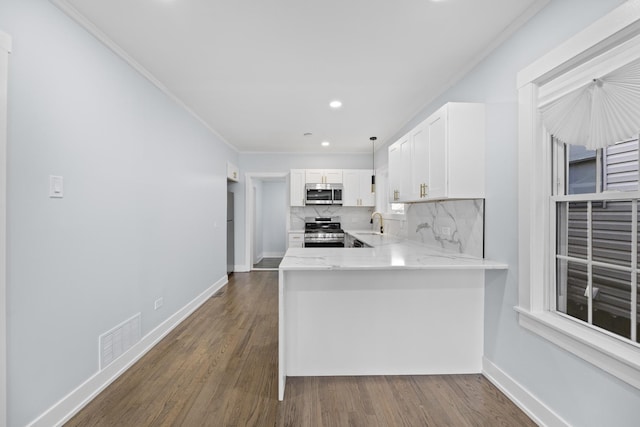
154 297 163 310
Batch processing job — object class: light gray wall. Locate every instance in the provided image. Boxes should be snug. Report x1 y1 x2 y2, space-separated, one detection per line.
1 1 238 425
380 0 640 425
235 152 371 267
262 181 287 256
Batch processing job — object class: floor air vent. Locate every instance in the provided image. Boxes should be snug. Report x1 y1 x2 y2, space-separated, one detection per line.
99 313 141 370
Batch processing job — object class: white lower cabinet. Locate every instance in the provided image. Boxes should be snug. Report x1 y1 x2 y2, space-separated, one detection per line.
288 232 304 249
343 170 375 207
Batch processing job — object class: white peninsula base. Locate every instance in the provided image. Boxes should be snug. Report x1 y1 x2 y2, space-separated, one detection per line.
278 267 488 400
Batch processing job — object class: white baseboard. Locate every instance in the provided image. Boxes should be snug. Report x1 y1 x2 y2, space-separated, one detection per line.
27 275 229 427
234 264 250 272
482 357 569 427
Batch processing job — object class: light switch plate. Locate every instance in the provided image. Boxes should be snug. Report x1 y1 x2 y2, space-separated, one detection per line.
49 175 63 198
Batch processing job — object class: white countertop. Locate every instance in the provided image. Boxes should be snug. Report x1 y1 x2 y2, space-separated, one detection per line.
280 230 508 271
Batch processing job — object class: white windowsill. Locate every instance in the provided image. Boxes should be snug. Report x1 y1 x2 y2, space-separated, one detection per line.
515 307 640 390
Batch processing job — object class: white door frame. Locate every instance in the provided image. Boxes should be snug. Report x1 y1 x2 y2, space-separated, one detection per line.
244 172 288 271
0 30 12 427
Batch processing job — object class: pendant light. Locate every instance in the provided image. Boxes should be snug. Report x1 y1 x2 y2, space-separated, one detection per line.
370 136 377 193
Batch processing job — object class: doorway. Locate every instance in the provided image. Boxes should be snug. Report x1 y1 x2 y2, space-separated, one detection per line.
245 173 288 271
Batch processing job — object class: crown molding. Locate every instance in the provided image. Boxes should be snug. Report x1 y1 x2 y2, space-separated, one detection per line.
49 0 239 153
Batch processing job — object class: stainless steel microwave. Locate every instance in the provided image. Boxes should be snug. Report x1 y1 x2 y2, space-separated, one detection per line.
305 183 343 205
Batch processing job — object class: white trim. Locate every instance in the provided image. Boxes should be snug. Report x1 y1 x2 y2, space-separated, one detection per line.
234 264 250 273
552 191 640 202
517 0 640 392
538 33 640 108
0 29 10 427
517 1 640 88
516 309 640 390
49 0 238 154
26 276 228 427
482 357 570 427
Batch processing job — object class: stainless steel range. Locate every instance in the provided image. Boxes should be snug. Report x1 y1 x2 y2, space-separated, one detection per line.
304 217 345 248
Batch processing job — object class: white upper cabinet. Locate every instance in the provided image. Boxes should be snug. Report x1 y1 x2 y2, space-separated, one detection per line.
399 134 414 201
227 161 239 182
430 102 485 200
388 102 485 203
388 126 425 203
425 108 446 199
290 169 306 207
388 141 402 202
411 122 429 200
305 169 343 184
343 170 375 207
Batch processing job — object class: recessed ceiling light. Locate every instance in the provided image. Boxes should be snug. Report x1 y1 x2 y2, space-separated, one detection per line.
321 141 330 147
329 100 342 109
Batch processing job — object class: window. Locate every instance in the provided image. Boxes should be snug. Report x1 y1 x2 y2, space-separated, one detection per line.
517 2 640 390
554 138 640 343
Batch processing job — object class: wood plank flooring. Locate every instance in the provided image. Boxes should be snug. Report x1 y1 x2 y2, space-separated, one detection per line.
66 271 536 427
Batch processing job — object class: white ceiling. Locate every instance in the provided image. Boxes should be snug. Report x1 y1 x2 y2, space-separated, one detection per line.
57 0 546 153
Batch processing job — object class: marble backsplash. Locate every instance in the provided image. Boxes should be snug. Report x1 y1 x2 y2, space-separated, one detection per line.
290 206 374 230
384 200 484 257
290 199 484 258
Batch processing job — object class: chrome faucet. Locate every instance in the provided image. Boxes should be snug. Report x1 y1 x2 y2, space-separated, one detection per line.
371 211 384 234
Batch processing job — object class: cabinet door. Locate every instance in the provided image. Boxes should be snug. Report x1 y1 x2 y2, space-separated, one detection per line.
288 232 304 249
388 142 402 203
399 135 413 202
324 169 343 184
359 170 375 206
290 170 306 206
305 170 324 184
410 123 429 200
427 106 447 199
342 170 360 206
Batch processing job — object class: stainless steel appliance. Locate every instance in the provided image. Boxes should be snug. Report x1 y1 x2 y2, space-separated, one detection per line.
305 183 343 205
227 192 234 274
304 217 345 247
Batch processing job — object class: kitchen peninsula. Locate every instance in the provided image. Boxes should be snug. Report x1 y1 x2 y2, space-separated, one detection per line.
278 231 507 400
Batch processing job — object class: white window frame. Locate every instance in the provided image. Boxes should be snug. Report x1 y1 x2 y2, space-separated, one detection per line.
517 0 640 390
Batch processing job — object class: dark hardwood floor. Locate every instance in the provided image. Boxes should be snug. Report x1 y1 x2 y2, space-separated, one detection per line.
66 271 535 427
